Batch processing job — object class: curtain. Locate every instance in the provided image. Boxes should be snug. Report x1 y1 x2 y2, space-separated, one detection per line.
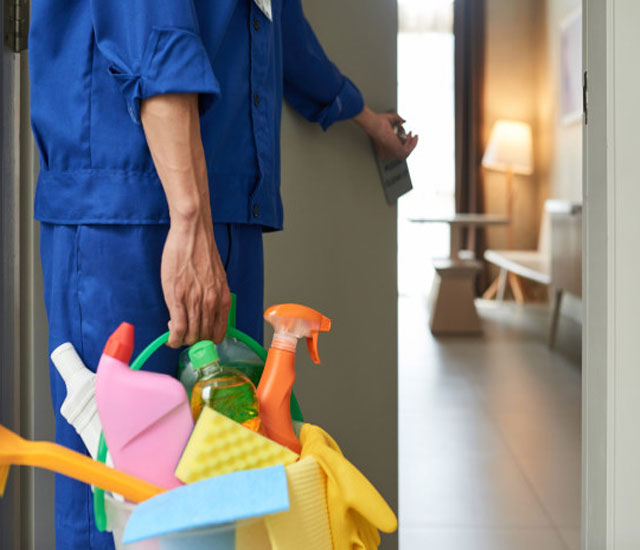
454 0 487 290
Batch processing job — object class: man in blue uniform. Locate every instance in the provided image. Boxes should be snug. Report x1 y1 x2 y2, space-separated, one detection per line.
30 0 417 547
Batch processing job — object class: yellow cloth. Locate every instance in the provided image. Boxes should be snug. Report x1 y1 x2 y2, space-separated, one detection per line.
300 424 398 550
235 519 272 550
265 456 333 550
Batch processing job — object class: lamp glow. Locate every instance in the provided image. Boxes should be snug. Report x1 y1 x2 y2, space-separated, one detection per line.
482 120 533 176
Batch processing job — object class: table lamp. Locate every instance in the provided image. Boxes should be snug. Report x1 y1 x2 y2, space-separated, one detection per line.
482 120 533 248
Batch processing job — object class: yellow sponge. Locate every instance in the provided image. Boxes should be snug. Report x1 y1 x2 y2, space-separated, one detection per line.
175 407 299 484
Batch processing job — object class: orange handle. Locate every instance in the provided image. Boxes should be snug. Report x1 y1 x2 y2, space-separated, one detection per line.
1 433 163 503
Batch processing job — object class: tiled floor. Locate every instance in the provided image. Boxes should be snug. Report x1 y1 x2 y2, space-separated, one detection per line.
398 296 581 550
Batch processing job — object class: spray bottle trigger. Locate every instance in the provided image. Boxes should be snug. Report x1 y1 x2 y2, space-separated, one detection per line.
306 332 322 364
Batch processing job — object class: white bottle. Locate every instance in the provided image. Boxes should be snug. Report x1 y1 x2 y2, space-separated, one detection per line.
51 343 103 460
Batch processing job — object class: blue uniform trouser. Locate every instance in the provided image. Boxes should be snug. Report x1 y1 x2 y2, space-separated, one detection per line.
40 222 264 550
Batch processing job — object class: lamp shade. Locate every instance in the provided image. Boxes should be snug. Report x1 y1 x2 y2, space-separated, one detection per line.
482 120 533 175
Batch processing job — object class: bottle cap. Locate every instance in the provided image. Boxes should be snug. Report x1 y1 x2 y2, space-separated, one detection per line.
51 342 88 385
188 341 219 369
103 322 135 363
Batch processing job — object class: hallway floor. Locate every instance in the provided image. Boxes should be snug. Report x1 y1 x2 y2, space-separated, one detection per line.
399 296 581 550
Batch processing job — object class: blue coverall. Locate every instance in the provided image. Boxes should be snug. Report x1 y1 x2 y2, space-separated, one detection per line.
29 0 364 547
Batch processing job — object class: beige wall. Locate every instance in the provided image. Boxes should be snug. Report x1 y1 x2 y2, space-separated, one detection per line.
484 0 542 251
540 0 582 203
263 0 399 548
484 0 582 254
540 0 583 320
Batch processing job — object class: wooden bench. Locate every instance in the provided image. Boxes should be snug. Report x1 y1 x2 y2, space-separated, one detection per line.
483 249 551 303
483 200 582 347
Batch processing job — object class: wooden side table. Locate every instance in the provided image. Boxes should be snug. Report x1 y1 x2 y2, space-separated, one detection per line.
410 215 509 335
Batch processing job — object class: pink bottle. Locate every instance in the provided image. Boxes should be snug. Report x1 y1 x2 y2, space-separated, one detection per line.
95 323 193 489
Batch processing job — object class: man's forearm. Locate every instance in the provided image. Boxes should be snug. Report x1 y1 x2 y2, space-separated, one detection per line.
141 93 210 222
352 106 378 135
140 93 230 347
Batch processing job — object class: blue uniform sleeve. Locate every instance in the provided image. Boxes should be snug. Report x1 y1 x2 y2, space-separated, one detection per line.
281 0 364 131
90 0 219 124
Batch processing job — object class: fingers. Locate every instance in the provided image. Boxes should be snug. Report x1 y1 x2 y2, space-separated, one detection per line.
212 286 231 344
200 285 217 344
168 283 230 347
183 284 203 346
403 133 419 158
375 140 403 160
162 219 232 350
376 131 418 160
167 295 188 348
389 112 405 125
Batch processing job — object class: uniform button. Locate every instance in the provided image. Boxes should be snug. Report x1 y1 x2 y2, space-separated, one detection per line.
253 18 260 30
252 204 260 218
254 93 260 107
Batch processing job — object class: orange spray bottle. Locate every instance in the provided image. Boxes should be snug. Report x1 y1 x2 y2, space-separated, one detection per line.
257 304 331 453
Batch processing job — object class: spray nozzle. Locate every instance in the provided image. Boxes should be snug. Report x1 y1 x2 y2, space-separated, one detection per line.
264 304 331 364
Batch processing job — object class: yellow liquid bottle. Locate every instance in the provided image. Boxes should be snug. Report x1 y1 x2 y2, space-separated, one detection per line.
189 341 263 433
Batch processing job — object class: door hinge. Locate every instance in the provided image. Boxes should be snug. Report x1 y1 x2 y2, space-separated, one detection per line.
583 70 588 125
4 0 29 53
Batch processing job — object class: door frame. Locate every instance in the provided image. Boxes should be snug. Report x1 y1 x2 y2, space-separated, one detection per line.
0 22 53 550
0 24 25 550
583 0 640 547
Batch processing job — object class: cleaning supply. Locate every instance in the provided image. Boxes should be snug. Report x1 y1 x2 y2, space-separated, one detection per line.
122 465 290 546
95 322 193 489
216 335 264 387
189 340 262 433
257 304 331 453
174 406 299 484
177 291 307 423
177 347 198 397
177 335 264 399
299 424 398 550
235 521 272 550
265 456 333 550
219 292 266 389
178 293 256 399
0 423 163 503
51 342 102 460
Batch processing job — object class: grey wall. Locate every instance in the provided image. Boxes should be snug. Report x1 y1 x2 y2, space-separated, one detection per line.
264 0 399 548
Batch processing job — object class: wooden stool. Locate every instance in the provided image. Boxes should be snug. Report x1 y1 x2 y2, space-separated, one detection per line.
430 259 482 335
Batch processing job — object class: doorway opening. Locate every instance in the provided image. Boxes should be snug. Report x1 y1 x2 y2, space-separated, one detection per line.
397 0 455 298
397 1 582 548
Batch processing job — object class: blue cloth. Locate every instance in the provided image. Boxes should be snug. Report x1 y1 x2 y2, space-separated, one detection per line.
40 222 264 550
29 0 364 230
